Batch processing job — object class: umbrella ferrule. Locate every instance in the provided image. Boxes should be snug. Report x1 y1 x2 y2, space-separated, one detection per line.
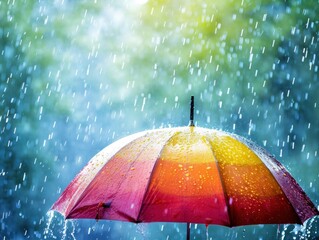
189 96 195 127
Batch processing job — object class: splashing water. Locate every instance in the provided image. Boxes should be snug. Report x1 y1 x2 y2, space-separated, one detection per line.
61 220 76 240
280 217 319 240
137 223 147 239
61 220 68 240
281 224 305 240
70 221 76 240
44 211 55 239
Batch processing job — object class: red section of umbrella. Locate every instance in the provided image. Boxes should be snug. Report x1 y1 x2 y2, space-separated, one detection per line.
51 97 318 238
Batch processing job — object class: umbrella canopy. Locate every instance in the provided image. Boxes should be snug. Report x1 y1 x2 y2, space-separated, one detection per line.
52 126 318 227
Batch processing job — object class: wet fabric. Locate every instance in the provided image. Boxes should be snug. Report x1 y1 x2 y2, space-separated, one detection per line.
52 127 319 226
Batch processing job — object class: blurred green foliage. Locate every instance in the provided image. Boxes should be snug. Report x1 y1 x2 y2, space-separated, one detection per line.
1 0 318 239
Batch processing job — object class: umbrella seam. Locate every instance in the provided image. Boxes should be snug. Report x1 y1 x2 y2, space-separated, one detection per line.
203 134 233 227
113 132 164 222
65 131 150 218
135 130 180 223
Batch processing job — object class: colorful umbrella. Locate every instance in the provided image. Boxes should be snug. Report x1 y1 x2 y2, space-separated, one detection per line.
52 97 318 239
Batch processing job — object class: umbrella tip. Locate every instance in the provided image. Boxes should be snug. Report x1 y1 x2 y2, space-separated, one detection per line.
189 96 195 127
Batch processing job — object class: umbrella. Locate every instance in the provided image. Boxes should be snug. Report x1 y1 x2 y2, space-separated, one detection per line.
51 96 319 239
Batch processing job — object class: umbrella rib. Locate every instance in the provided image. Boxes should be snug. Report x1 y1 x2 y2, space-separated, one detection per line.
135 130 180 223
203 135 233 227
112 132 165 222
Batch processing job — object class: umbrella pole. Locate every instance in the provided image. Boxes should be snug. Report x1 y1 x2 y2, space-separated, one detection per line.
187 96 194 240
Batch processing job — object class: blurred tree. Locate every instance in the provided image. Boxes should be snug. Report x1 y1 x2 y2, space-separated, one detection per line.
0 0 68 238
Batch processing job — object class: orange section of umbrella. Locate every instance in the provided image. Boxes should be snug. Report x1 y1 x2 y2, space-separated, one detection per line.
139 128 229 225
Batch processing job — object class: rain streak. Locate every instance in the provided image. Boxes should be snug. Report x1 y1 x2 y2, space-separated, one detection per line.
1 0 318 239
